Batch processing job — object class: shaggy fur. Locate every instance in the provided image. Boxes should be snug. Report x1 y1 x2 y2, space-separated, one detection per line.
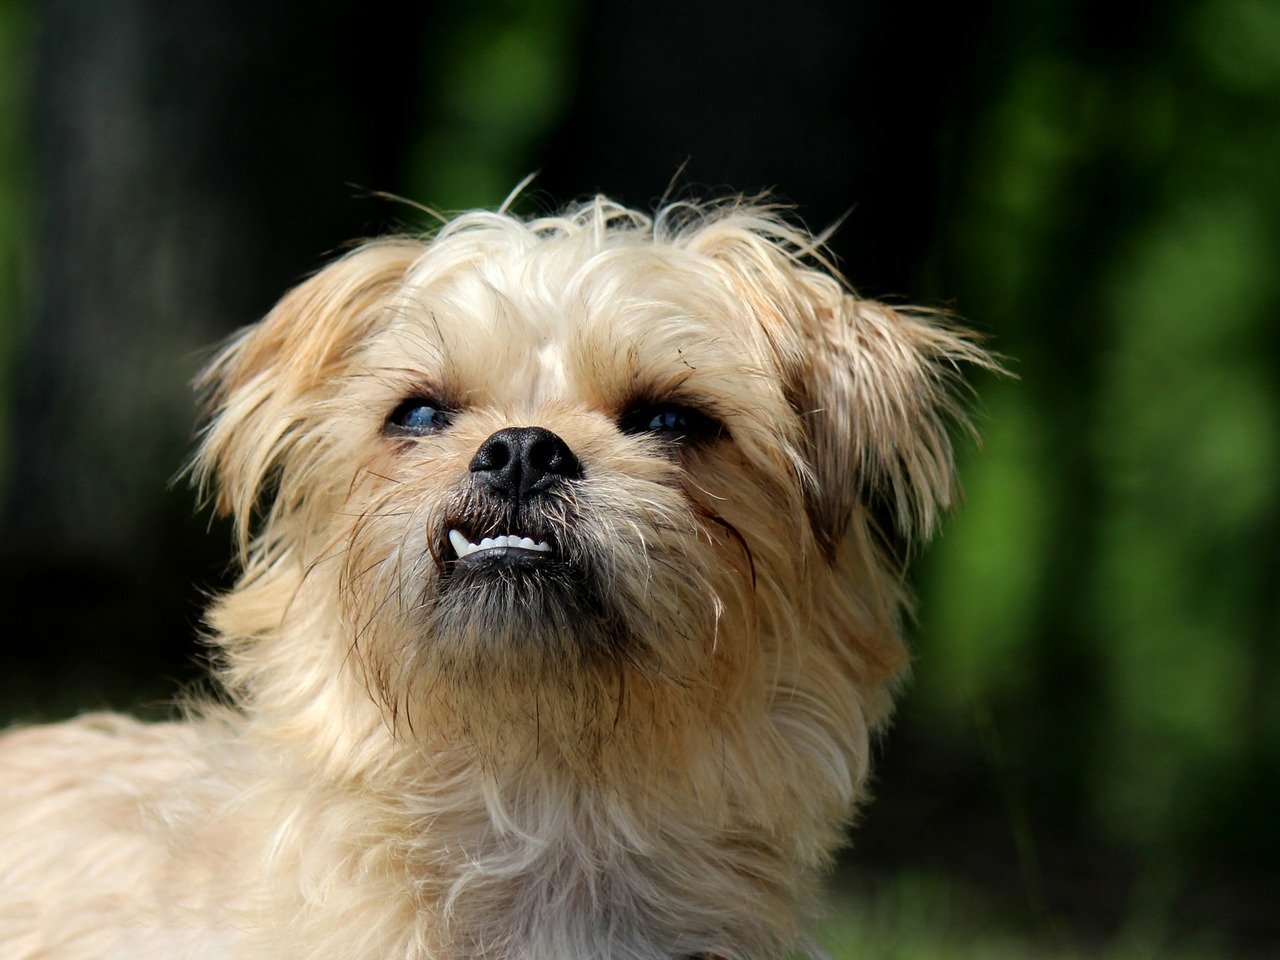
0 196 992 959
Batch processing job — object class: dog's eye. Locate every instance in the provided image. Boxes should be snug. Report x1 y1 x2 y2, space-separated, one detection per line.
619 403 723 443
386 398 453 435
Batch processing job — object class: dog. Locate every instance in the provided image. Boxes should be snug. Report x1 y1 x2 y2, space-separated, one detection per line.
0 195 990 959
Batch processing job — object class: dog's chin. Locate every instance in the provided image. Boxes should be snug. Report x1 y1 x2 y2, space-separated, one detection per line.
426 525 635 682
360 492 721 757
406 539 643 763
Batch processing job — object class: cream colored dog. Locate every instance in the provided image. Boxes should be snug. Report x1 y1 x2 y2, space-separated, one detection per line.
0 197 990 959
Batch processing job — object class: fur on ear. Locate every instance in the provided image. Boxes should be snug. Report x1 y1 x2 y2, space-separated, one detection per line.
192 240 423 554
790 296 995 560
677 203 994 561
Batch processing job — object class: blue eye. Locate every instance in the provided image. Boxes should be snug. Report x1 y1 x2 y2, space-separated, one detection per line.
387 398 453 435
619 402 723 442
649 410 689 432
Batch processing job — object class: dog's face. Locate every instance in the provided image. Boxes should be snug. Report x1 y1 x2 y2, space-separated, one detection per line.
195 201 985 780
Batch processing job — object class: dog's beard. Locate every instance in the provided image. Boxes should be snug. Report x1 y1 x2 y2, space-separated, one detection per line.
339 477 733 766
429 488 634 680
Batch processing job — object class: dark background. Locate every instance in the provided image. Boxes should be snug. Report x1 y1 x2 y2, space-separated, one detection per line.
1 0 1277 956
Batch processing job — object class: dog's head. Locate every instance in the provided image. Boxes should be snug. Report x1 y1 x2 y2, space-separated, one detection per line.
194 198 988 781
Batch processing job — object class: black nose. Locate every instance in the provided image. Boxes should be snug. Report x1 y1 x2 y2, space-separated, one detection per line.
469 426 582 501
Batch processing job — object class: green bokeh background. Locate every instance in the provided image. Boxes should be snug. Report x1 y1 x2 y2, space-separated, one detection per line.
0 0 1277 956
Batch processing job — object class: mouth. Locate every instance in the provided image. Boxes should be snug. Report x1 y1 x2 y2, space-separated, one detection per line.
428 510 637 673
447 529 555 564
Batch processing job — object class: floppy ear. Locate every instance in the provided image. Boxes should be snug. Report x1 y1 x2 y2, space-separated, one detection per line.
678 205 994 561
192 240 422 552
789 295 994 561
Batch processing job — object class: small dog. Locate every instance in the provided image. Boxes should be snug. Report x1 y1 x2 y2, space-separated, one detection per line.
0 196 990 959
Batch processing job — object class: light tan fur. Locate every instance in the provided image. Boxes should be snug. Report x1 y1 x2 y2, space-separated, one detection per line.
0 196 992 959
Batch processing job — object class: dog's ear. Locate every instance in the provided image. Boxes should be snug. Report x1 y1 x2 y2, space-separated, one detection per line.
192 240 421 551
788 294 993 562
684 208 993 562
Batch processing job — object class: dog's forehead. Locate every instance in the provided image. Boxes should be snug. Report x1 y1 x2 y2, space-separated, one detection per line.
381 242 778 408
532 340 571 397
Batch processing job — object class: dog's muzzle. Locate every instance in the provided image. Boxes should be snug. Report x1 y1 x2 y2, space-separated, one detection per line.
445 426 581 569
431 426 633 666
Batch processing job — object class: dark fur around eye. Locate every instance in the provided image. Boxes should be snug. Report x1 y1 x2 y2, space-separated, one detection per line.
385 397 454 436
618 402 724 444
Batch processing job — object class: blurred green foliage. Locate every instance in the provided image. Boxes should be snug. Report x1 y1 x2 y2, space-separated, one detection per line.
404 0 584 212
917 0 1280 868
818 871 1225 959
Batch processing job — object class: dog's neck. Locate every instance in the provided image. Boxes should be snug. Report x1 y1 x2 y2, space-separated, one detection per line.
217 587 847 958
372 735 813 960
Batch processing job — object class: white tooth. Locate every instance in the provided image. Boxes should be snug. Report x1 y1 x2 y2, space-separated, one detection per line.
450 530 554 557
448 529 473 558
